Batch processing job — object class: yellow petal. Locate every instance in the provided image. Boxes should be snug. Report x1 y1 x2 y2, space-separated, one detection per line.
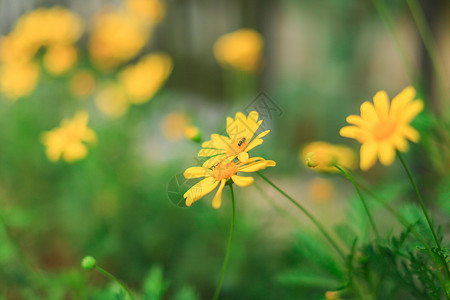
346 115 365 127
373 90 389 119
212 180 226 209
392 135 409 152
360 101 378 124
62 142 87 162
231 175 254 187
390 86 416 118
184 177 219 206
399 100 423 124
360 142 377 170
238 159 273 173
201 134 231 150
402 126 420 143
377 141 395 166
202 154 228 169
237 151 249 162
184 167 211 179
246 129 270 152
198 148 225 157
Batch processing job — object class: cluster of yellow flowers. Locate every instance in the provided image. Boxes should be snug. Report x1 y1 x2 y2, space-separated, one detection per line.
302 86 423 171
184 111 275 208
89 0 165 70
95 53 173 118
0 7 82 100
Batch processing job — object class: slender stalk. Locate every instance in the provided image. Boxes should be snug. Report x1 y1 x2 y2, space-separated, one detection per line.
95 266 135 300
334 165 380 240
397 152 450 281
256 172 346 261
212 184 236 300
355 179 450 299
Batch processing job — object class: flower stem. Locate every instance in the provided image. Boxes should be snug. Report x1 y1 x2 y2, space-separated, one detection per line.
397 152 450 281
256 172 346 261
334 165 380 240
95 266 135 300
212 184 236 300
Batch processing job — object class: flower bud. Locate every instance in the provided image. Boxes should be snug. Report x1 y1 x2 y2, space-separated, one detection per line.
81 256 96 270
305 152 318 168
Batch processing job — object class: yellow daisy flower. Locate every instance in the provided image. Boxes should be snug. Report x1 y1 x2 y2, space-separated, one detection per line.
301 141 356 172
42 111 97 162
198 111 270 168
340 86 424 170
184 157 276 209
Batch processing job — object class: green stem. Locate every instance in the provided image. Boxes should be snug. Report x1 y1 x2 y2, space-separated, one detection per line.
397 152 450 281
212 184 236 300
256 172 346 261
334 165 380 241
355 179 450 299
95 266 135 300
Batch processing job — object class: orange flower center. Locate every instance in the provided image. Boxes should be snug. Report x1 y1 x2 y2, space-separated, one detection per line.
226 137 248 156
212 161 238 181
372 120 397 140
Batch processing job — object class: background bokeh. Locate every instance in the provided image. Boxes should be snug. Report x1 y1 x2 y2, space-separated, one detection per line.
0 0 449 299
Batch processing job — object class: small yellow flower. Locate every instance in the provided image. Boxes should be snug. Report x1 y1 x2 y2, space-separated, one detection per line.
42 111 96 162
184 157 275 209
43 44 77 75
70 70 96 99
89 11 148 70
213 29 263 73
0 61 39 100
118 53 172 104
160 112 190 141
125 0 166 26
301 142 356 172
340 86 424 170
94 83 129 118
199 111 270 168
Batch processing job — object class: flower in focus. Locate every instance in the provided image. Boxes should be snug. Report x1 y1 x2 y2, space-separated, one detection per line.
89 11 148 70
199 111 270 168
307 178 335 203
0 61 39 100
184 157 275 208
94 83 129 118
301 142 356 172
340 86 424 170
42 111 97 162
213 29 263 73
125 0 166 26
118 53 173 104
43 44 77 75
70 70 96 99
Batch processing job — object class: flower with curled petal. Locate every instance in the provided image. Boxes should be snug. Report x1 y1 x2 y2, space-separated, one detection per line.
198 111 270 168
184 157 276 209
340 86 423 170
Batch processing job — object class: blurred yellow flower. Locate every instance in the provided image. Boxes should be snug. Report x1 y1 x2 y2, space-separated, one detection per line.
0 61 39 100
94 83 129 118
160 112 190 141
213 29 263 73
118 53 173 104
43 44 77 75
0 34 37 63
185 125 202 143
42 111 96 162
184 157 275 209
301 142 356 172
70 70 96 99
14 7 83 48
340 86 424 170
199 111 269 168
125 0 166 26
307 178 335 203
89 11 148 70
325 291 342 300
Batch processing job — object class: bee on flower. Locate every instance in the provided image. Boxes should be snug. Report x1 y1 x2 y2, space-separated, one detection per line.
340 86 424 170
